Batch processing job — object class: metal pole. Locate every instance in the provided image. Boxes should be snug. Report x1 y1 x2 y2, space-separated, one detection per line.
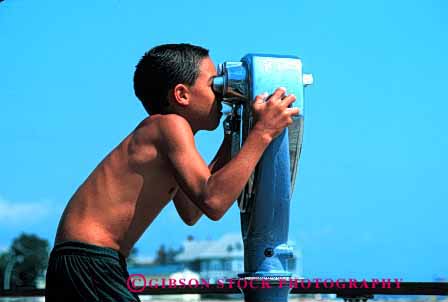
237 54 310 302
212 54 312 302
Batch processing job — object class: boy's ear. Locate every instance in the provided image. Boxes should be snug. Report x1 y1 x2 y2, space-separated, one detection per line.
173 84 190 107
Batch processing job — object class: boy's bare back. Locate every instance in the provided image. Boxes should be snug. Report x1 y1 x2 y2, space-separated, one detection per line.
55 115 184 257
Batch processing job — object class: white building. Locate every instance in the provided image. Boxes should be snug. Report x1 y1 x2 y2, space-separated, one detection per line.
175 233 302 282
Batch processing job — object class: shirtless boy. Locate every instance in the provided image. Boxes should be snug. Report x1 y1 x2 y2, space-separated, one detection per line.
45 43 299 301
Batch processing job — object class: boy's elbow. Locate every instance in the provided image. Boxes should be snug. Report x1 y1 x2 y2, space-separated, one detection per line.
183 218 197 226
183 215 201 226
203 199 225 221
207 212 223 221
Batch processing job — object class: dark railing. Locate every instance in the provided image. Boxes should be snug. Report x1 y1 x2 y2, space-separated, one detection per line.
0 282 447 301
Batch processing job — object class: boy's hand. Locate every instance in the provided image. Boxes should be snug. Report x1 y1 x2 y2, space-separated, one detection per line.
251 87 299 142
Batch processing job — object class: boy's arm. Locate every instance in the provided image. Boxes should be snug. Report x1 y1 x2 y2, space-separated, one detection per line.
161 88 298 221
173 134 232 225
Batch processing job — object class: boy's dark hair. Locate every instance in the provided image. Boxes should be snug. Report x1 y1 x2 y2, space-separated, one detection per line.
133 43 209 115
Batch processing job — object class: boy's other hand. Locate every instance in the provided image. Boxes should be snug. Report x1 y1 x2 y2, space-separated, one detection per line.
251 87 299 142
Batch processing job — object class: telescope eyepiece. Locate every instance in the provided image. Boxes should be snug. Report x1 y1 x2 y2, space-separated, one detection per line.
212 62 248 103
212 76 225 97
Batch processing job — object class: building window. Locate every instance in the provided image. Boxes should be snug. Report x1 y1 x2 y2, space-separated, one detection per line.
209 259 222 271
235 243 242 251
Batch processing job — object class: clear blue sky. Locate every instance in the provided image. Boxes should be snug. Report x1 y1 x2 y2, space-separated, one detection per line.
1 0 447 282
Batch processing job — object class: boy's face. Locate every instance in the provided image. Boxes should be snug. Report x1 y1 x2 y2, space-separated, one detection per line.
188 56 222 130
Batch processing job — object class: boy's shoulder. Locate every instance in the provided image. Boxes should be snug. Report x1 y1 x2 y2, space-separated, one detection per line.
136 114 191 135
133 114 193 146
126 114 193 166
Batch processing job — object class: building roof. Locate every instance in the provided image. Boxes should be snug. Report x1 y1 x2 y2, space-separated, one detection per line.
176 233 244 262
128 263 185 277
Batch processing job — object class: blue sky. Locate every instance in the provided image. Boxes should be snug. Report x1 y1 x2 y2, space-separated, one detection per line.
1 0 447 281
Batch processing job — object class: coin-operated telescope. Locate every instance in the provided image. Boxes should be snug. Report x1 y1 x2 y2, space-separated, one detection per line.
213 54 313 302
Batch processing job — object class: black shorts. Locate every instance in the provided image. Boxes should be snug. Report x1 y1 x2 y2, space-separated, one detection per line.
45 240 141 302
